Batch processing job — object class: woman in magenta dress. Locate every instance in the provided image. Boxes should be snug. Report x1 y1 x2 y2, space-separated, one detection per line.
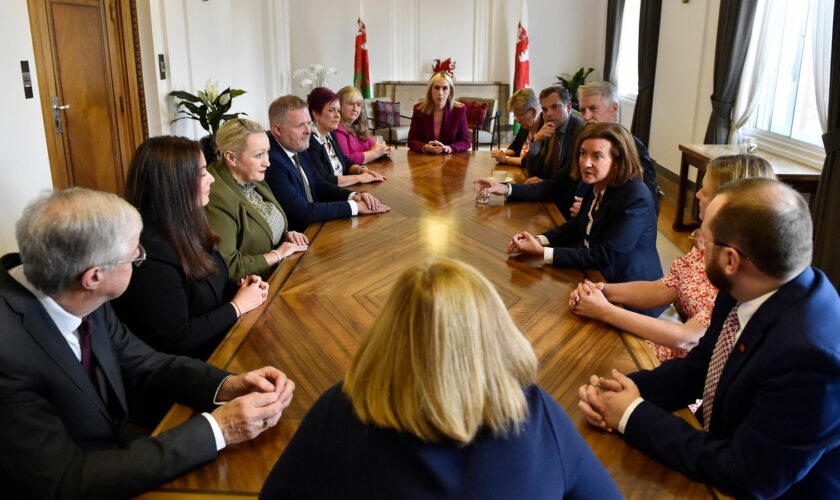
407 72 471 154
334 85 391 165
569 154 775 361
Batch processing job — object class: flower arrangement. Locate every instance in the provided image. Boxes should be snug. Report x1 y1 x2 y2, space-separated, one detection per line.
293 64 337 94
169 80 247 136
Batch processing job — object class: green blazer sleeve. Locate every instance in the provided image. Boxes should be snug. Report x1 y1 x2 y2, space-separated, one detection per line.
205 161 288 280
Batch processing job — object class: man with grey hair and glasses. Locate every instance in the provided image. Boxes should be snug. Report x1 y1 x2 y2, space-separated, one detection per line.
0 188 295 498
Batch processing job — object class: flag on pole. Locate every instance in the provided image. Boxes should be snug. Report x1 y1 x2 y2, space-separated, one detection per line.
513 0 529 91
353 13 372 98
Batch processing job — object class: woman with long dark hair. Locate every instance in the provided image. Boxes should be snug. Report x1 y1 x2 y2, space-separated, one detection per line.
113 135 268 359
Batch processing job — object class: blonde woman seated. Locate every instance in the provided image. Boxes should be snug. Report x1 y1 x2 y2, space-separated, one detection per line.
259 259 620 499
206 118 308 280
491 87 539 166
570 154 775 361
407 72 471 154
334 85 391 164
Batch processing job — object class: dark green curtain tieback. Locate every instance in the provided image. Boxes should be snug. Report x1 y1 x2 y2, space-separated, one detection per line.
823 129 840 155
709 98 735 116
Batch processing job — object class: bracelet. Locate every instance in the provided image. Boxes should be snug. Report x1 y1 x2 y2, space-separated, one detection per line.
231 301 241 318
271 249 282 264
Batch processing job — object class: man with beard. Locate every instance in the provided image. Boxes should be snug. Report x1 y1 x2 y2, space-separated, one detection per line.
577 178 840 498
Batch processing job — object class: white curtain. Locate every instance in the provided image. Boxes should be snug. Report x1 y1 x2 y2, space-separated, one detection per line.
729 1 777 144
812 0 833 133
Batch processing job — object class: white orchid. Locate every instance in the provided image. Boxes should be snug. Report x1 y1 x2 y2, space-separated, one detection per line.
293 64 338 93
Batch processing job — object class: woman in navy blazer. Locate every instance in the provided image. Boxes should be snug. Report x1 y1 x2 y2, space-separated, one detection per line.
407 72 471 153
260 258 620 499
508 123 663 316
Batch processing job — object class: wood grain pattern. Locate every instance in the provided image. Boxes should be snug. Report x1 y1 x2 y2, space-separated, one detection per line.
142 150 713 499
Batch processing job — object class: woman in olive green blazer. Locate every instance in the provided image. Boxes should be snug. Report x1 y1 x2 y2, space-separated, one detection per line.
206 118 309 280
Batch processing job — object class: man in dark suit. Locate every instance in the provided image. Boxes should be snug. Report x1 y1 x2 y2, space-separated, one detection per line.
475 85 585 220
0 188 295 499
264 95 389 232
578 178 840 498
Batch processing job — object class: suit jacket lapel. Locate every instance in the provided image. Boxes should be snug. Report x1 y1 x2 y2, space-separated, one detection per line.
89 310 128 413
0 266 113 423
714 269 812 408
211 160 275 242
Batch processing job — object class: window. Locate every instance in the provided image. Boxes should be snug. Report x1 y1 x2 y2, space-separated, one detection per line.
733 0 831 168
614 0 640 98
751 0 824 146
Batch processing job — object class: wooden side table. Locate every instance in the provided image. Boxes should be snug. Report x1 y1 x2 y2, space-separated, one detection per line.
673 144 822 232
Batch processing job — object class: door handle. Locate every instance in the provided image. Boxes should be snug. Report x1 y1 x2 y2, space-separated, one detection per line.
51 96 70 134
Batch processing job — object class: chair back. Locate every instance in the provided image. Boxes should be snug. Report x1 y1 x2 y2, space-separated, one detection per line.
457 97 497 133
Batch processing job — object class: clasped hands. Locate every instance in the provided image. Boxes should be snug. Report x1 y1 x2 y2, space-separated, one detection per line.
578 369 640 433
423 140 451 154
353 192 391 214
211 366 295 445
506 231 544 256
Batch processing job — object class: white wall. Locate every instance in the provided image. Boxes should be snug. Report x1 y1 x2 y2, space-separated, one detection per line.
139 0 292 137
649 0 719 175
0 2 54 254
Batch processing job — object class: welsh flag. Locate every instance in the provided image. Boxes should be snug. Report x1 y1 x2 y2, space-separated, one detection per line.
353 17 371 98
513 0 529 91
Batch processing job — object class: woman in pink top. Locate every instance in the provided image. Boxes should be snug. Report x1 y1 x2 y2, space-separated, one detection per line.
568 154 775 362
334 86 391 165
407 72 471 154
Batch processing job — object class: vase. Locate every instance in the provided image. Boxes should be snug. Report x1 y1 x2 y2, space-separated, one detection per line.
199 135 216 164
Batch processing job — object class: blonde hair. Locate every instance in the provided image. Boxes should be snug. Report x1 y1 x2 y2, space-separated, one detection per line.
336 86 370 141
344 258 537 444
508 88 539 115
703 154 776 197
214 117 265 160
418 72 459 115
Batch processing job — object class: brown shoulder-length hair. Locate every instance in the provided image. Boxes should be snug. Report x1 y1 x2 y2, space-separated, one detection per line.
124 136 220 281
570 122 642 187
336 85 371 141
344 258 538 444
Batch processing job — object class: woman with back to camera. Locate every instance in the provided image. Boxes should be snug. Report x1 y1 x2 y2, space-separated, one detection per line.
334 85 391 164
407 72 471 154
306 86 386 187
205 118 308 281
259 258 621 499
113 135 269 360
569 154 776 361
507 122 663 316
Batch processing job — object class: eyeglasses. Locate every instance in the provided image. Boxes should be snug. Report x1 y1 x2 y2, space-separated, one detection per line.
687 231 705 249
110 244 146 268
713 240 751 261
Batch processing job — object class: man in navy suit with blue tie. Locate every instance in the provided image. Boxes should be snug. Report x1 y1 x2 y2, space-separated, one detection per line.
578 178 840 498
265 95 389 232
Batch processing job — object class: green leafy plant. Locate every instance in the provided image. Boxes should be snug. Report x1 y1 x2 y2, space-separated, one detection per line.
556 67 595 109
169 80 247 136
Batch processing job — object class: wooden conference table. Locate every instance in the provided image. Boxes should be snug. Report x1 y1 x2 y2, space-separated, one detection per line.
142 149 715 499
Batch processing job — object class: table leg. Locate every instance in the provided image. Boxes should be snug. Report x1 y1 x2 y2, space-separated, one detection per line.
673 153 691 232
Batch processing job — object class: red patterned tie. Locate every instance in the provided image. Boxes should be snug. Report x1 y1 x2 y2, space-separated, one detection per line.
702 305 740 431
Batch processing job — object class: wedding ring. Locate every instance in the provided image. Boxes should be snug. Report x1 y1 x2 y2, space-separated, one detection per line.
262 418 269 429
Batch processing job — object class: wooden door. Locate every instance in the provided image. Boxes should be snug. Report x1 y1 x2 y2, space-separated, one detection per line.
28 0 146 194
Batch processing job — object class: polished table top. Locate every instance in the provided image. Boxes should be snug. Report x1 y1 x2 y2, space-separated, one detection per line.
142 149 714 499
